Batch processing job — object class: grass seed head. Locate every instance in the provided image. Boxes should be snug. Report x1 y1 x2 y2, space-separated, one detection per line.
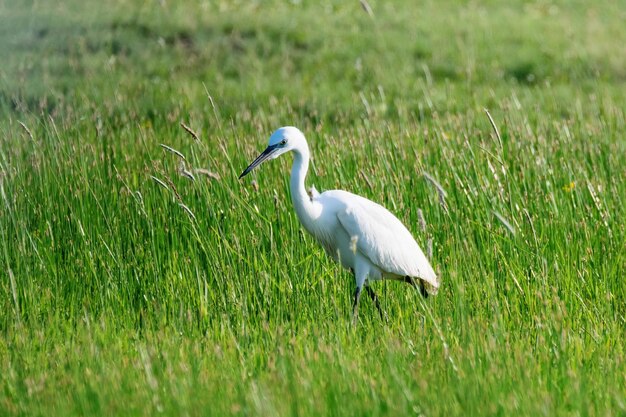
160 144 186 160
180 122 200 141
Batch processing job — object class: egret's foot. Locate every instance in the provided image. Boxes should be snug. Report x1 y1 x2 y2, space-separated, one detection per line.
366 286 386 322
352 286 362 325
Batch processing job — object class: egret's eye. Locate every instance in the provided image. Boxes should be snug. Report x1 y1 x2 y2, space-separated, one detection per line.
280 139 287 145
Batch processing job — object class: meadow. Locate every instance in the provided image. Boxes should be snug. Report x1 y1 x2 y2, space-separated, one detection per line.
1 0 625 415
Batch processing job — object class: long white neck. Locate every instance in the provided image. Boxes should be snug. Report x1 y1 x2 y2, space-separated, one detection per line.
290 144 319 229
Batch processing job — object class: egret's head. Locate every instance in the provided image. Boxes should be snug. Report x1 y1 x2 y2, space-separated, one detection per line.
239 126 305 179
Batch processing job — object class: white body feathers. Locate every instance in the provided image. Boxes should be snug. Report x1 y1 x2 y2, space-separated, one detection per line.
296 188 438 294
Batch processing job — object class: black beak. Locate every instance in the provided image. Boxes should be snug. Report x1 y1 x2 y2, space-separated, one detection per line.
239 144 279 179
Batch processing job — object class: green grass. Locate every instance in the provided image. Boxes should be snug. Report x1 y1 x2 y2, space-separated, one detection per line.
1 0 625 415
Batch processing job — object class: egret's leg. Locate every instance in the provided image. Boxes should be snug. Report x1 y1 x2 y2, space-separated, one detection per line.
352 286 362 325
352 264 368 325
366 286 385 321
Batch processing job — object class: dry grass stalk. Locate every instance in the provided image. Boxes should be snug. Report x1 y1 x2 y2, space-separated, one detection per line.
150 175 169 190
194 168 221 180
359 0 374 17
18 121 33 140
307 185 319 201
493 210 516 235
484 108 503 150
587 182 611 235
180 122 199 141
427 238 433 260
423 172 447 198
203 83 222 132
417 208 427 233
178 203 196 221
178 162 195 181
160 144 186 160
8 268 20 323
423 171 449 212
163 176 182 202
180 169 195 181
359 170 374 190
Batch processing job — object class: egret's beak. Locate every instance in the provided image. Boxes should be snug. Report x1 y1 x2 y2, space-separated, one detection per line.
239 144 279 179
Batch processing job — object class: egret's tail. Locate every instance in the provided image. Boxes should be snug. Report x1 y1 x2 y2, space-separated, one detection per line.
405 275 439 297
421 276 439 296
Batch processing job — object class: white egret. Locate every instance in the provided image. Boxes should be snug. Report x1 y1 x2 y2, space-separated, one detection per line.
240 127 439 322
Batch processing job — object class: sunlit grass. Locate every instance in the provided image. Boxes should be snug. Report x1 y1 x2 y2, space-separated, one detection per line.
0 0 625 416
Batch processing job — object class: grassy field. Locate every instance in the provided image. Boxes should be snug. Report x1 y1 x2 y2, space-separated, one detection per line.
1 0 625 415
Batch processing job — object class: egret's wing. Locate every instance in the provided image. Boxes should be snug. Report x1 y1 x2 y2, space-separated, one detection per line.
335 195 438 292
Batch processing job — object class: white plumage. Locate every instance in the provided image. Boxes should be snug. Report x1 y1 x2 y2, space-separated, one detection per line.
240 126 439 322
